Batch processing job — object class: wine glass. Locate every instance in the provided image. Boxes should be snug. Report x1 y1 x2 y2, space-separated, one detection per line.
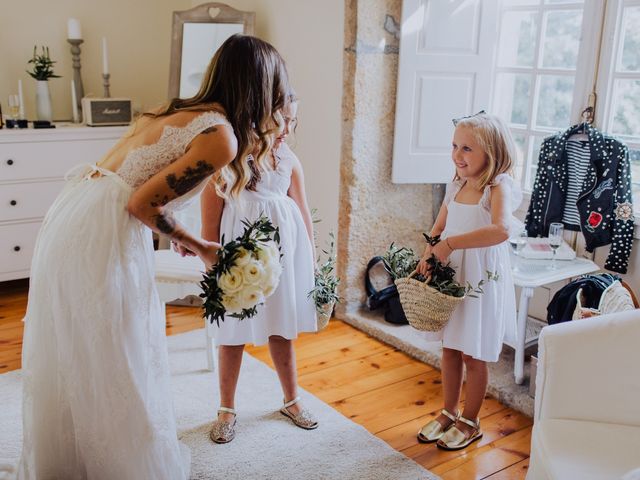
548 223 564 270
508 229 528 272
7 95 20 120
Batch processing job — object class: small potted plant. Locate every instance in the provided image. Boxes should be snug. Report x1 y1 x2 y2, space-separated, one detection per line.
308 232 340 330
27 45 61 122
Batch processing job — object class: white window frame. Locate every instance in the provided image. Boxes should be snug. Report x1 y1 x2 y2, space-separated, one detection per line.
595 0 640 227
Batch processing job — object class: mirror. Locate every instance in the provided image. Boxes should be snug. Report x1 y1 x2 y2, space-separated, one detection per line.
168 3 255 99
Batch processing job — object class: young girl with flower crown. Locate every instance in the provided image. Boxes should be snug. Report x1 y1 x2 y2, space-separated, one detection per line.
415 112 521 451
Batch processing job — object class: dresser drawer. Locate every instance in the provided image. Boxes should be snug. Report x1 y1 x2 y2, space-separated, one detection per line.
0 139 118 182
0 222 42 276
0 181 65 223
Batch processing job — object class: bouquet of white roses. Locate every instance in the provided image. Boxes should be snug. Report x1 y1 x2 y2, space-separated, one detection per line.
200 216 282 326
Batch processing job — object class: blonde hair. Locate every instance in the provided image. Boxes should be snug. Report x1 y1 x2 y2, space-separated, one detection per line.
453 113 516 189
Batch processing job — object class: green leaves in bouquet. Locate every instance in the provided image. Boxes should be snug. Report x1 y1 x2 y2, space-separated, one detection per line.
382 243 419 280
27 45 61 81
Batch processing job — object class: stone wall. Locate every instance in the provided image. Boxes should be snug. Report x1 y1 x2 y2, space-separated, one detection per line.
336 0 436 315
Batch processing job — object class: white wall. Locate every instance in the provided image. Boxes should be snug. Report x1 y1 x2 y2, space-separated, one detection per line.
214 0 344 246
0 0 344 249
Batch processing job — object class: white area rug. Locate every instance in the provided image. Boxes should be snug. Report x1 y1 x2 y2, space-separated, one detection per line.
0 329 438 480
340 306 535 418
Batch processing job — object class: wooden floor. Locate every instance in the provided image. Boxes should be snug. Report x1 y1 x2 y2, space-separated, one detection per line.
0 279 531 479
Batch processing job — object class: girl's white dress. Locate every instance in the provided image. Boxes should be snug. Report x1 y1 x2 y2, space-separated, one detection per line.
17 111 230 480
213 142 317 346
426 174 520 362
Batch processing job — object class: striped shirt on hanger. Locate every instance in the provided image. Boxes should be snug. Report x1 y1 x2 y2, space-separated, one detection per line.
562 139 591 226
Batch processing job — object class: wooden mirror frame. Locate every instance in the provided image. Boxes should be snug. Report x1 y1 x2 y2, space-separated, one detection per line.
168 3 255 99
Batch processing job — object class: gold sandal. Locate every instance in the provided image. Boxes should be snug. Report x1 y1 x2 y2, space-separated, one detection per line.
209 406 237 444
280 396 318 430
436 415 483 450
417 408 458 443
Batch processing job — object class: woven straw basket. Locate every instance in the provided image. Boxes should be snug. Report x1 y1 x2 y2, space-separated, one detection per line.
316 300 335 330
395 272 464 331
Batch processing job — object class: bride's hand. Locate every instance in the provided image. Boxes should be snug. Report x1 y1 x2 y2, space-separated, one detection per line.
171 240 196 257
198 241 221 269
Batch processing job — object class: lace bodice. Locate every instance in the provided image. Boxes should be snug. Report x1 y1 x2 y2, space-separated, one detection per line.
116 111 232 210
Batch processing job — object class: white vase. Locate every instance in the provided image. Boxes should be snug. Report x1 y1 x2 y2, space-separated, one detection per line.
35 80 53 122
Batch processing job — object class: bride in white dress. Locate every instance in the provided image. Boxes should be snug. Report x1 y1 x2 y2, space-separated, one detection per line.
16 34 292 479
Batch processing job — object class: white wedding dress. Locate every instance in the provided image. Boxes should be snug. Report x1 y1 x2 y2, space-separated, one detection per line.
17 111 231 480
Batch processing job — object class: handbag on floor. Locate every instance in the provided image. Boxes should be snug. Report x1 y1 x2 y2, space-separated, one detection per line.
365 256 409 325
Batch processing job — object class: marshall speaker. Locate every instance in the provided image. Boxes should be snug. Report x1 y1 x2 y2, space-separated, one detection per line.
82 98 132 126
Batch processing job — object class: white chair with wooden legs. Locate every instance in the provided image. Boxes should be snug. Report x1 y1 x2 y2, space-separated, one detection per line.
154 248 216 370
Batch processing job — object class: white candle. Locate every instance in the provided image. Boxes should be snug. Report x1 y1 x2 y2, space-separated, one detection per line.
67 18 82 39
18 79 25 119
71 79 79 123
102 37 109 75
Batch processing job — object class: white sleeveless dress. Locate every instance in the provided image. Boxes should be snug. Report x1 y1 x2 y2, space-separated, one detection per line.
212 143 317 346
17 111 231 480
425 174 520 362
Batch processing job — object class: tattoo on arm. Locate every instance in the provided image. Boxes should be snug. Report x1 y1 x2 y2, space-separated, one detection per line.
153 213 176 235
165 160 215 196
150 194 171 208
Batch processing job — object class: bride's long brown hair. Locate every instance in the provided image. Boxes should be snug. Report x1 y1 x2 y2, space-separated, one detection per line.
149 34 291 198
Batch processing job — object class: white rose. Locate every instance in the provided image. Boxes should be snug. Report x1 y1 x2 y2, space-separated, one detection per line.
239 285 265 310
257 241 279 265
217 266 245 294
242 260 264 286
234 247 252 267
261 264 282 298
221 293 243 314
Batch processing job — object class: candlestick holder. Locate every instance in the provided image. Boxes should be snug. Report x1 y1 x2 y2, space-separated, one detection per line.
67 39 85 114
102 73 111 98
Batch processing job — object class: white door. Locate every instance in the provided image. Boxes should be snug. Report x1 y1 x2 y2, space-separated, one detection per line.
392 0 500 184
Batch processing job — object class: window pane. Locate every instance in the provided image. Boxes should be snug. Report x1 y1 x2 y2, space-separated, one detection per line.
498 11 538 68
495 74 532 126
541 10 583 69
512 132 527 182
527 136 547 191
611 80 640 142
620 7 640 72
503 0 540 5
631 148 640 207
545 0 583 4
535 75 574 130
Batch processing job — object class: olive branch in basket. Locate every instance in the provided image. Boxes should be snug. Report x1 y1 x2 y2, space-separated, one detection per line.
416 233 499 298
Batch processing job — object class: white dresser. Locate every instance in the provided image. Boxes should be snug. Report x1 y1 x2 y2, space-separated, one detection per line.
0 125 127 282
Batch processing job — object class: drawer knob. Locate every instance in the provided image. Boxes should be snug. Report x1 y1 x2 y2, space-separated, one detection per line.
13 246 21 252
10 200 17 206
6 159 14 166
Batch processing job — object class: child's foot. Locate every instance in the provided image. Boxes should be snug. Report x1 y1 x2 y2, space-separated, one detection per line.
417 408 458 443
210 407 237 444
280 396 318 430
436 416 483 450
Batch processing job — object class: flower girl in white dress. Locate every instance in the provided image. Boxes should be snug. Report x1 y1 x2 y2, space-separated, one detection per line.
15 34 290 479
200 94 319 443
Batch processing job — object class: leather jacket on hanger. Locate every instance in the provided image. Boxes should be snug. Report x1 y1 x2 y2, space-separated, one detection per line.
525 123 634 274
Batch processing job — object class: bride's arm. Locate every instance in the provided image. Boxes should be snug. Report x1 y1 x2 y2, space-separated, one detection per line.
127 125 237 267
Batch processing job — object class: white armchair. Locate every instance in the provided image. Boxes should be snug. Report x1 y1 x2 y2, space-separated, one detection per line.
527 309 640 480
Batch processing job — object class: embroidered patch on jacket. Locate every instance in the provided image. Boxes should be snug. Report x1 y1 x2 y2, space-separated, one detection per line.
585 211 603 232
614 201 634 221
593 178 614 199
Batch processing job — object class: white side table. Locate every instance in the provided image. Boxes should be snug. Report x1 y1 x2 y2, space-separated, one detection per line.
154 249 216 371
506 255 599 384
